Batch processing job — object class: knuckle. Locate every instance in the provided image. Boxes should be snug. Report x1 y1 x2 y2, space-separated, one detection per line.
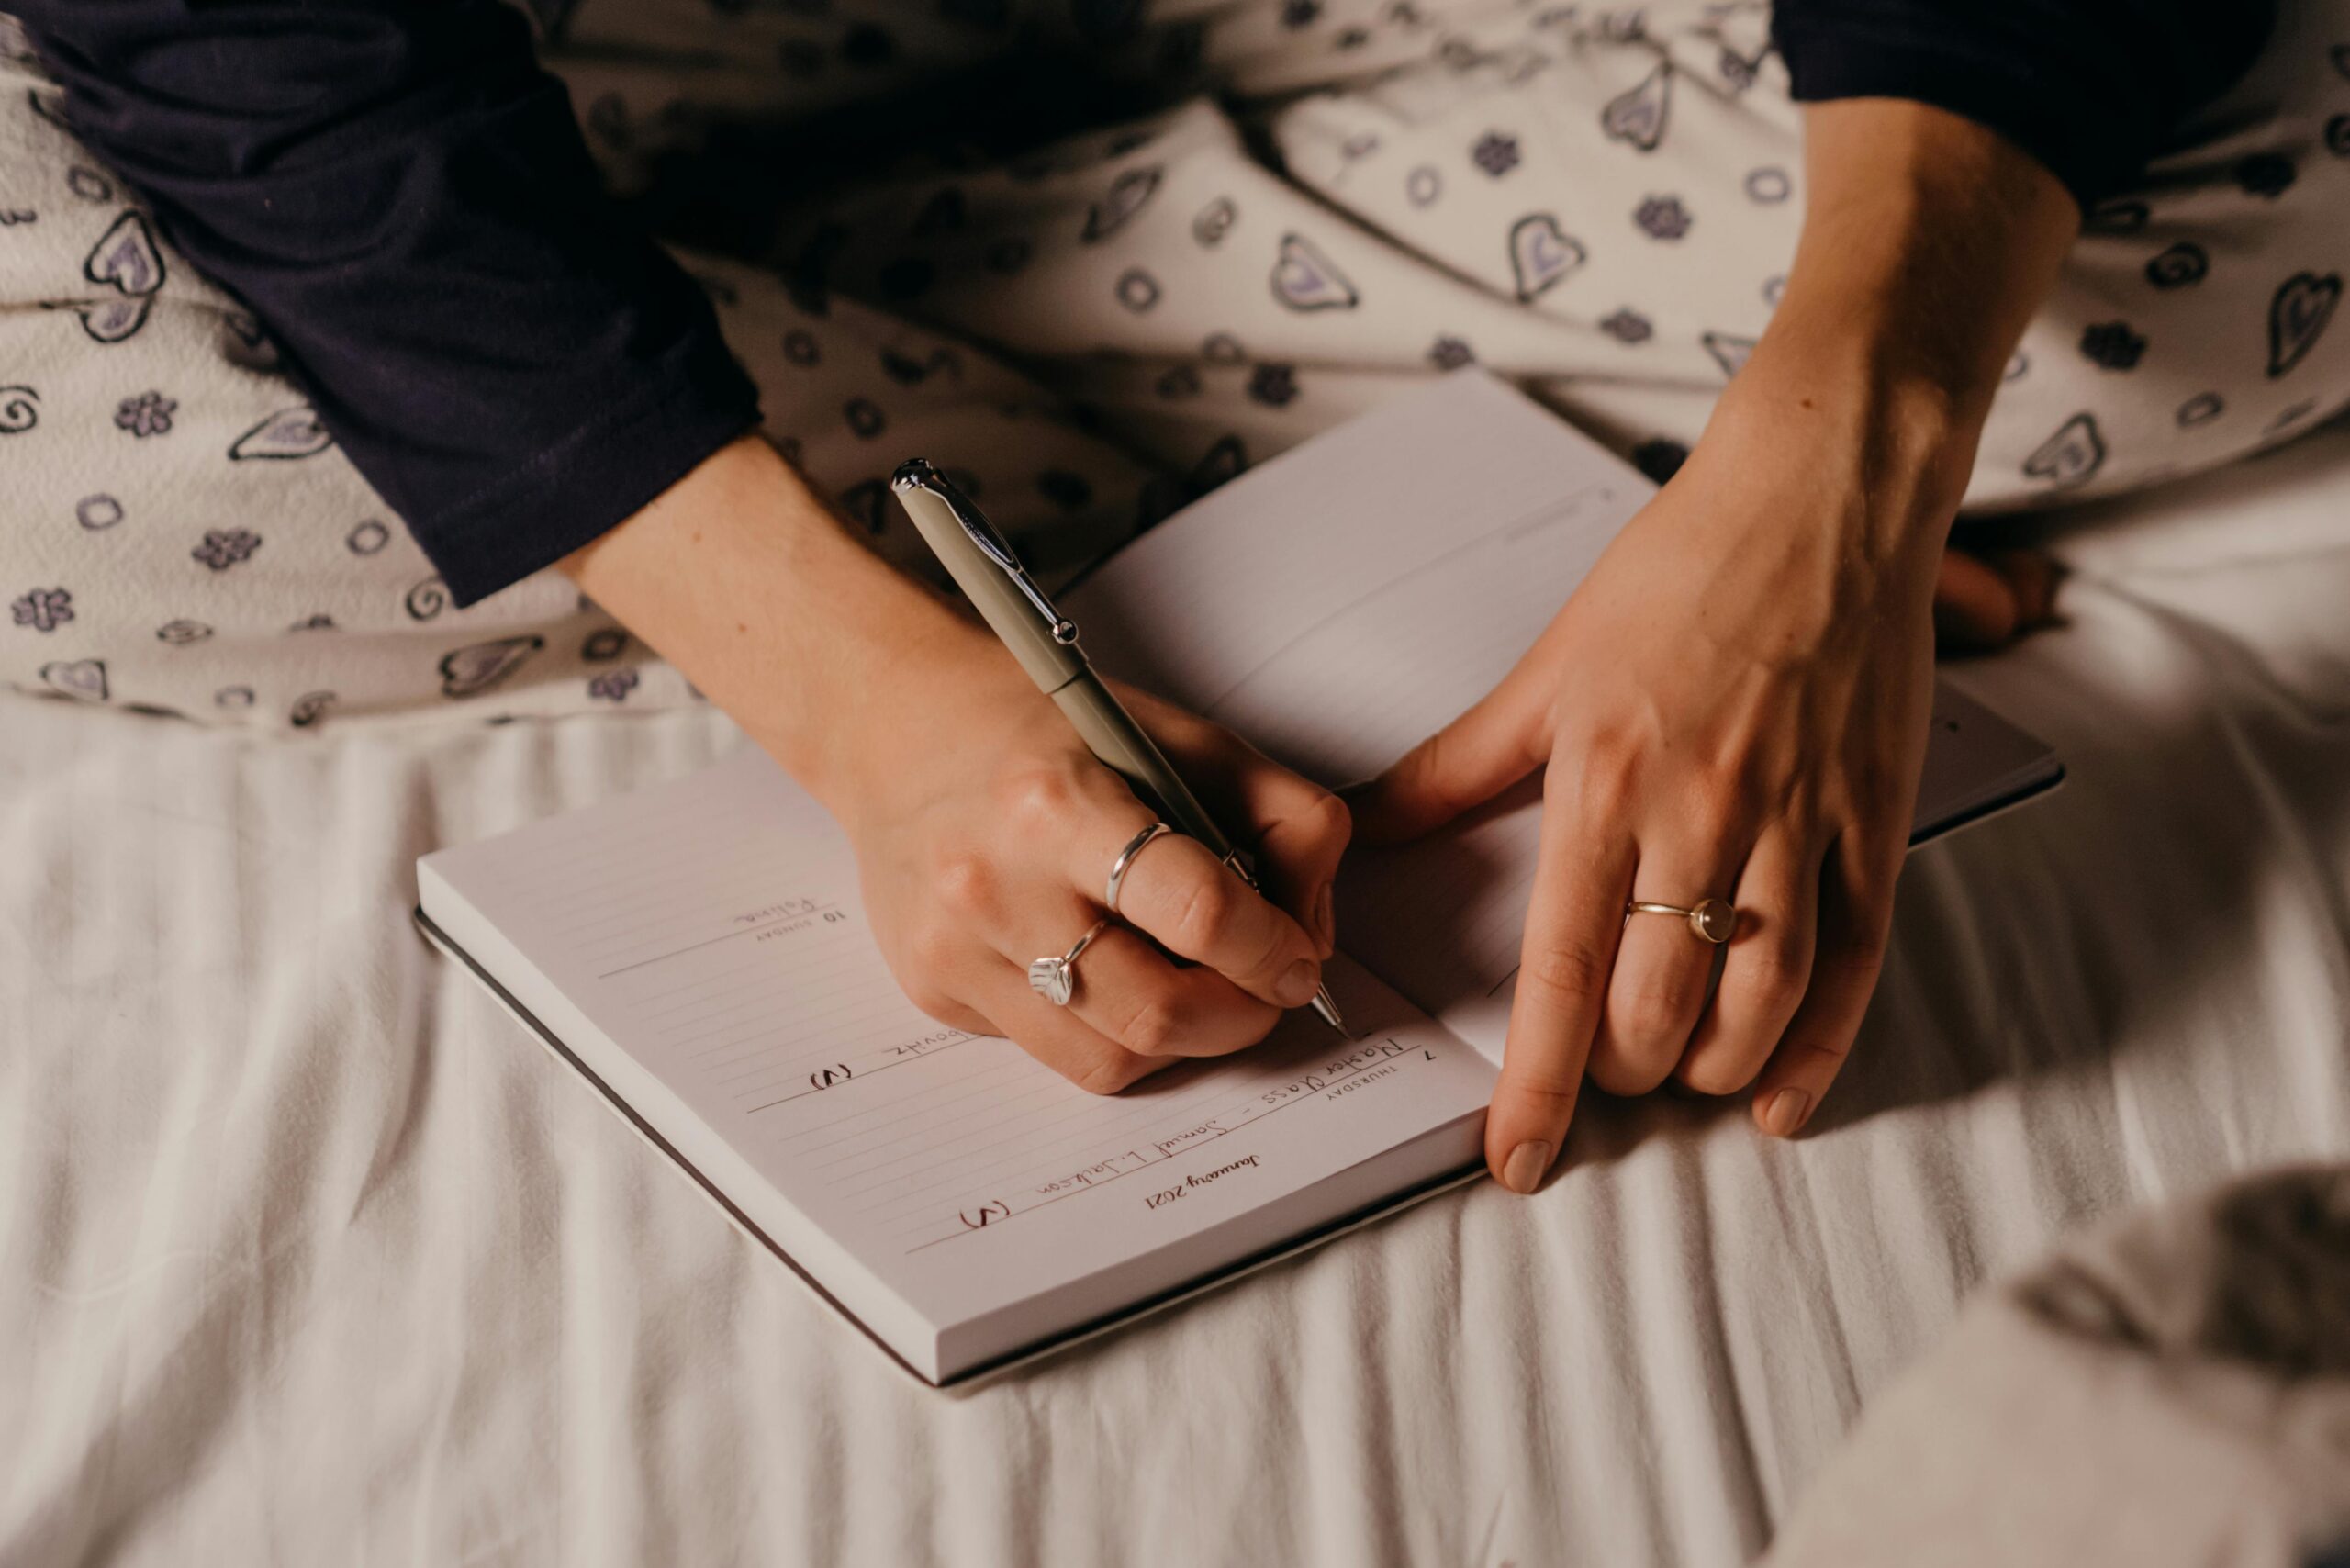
1069 1050 1150 1096
1744 942 1812 1020
1677 1047 1762 1097
929 850 995 918
1623 970 1704 1041
1300 789 1352 851
1786 1031 1856 1073
1559 741 1638 818
1585 1046 1672 1096
1169 870 1240 953
1501 1064 1585 1103
996 765 1079 832
1525 941 1607 1002
1777 790 1824 844
1118 998 1184 1058
1242 912 1289 980
1690 775 1756 846
1626 991 1693 1047
1678 750 1749 821
1407 729 1467 811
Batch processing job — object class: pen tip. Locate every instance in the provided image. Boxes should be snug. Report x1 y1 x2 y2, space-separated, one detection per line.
1310 985 1350 1037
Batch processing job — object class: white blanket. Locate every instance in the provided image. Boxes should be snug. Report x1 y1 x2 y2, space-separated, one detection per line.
6 425 2349 1566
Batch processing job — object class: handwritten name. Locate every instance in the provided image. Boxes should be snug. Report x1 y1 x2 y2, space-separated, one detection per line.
890 1028 971 1058
1256 1037 1406 1109
730 897 821 927
1145 1154 1260 1210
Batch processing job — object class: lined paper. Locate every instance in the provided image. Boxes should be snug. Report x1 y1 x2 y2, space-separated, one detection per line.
420 749 1494 1350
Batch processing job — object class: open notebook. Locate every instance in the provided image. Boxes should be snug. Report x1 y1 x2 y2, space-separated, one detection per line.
417 371 2060 1385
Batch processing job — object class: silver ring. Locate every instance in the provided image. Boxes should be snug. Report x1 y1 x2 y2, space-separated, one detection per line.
1029 918 1110 1007
1626 898 1738 945
1105 822 1172 914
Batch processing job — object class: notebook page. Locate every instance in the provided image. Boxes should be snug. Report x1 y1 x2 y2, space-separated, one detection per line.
1066 370 2056 1054
420 749 1494 1376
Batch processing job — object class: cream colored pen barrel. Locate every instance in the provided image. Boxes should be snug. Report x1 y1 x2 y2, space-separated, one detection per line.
893 465 1235 859
890 474 1082 691
1048 674 1237 863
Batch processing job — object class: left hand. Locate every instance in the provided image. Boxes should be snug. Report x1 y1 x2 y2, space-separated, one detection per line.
1349 369 1956 1191
1352 95 2080 1193
1934 540 2063 652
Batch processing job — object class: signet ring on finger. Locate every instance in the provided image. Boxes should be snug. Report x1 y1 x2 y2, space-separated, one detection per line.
1626 898 1739 945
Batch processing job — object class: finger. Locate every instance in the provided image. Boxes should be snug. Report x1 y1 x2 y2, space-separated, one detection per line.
982 898 1282 1059
1486 796 1636 1193
1589 819 1754 1097
1748 825 1903 1137
1986 545 2065 629
1932 548 2023 651
970 964 1184 1096
1347 660 1551 846
1136 698 1351 953
1673 825 1818 1095
1084 811 1326 1011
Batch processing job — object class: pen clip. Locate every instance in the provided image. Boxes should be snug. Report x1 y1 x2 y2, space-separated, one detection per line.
891 459 1078 645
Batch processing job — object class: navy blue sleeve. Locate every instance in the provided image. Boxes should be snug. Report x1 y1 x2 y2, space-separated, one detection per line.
17 0 760 607
1773 0 2278 210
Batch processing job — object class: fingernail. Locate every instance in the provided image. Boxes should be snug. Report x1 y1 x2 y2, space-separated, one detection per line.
1276 958 1319 1007
1500 1140 1554 1194
1311 882 1336 953
1764 1088 1813 1137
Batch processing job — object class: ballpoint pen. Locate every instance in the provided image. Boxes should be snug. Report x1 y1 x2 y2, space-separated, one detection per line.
890 458 1348 1036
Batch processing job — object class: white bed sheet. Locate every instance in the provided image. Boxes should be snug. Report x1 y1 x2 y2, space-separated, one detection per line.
6 425 2349 1568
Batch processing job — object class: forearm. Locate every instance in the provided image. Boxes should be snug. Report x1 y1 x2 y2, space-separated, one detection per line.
1720 100 2078 560
560 437 988 802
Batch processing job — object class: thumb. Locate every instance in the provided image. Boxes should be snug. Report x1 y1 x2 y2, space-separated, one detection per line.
1347 674 1549 846
1986 545 2065 630
1931 546 2023 652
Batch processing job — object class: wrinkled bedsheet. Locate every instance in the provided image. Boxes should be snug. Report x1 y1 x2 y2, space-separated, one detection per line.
6 425 2349 1568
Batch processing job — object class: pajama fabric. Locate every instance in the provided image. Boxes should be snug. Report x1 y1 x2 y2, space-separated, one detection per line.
14 0 767 610
2 0 2345 727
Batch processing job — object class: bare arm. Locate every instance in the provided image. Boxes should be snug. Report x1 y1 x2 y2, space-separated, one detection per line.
1357 101 2077 1190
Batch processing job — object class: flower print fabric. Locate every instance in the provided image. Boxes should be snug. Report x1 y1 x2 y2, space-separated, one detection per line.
0 0 2344 729
10 588 72 632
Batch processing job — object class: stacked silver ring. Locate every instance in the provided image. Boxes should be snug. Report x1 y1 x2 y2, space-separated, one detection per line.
1027 822 1178 1008
1105 821 1172 913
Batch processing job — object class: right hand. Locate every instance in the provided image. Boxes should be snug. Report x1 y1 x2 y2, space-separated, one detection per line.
815 623 1348 1092
562 435 1345 1091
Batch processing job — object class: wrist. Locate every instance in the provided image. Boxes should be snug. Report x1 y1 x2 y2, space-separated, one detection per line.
562 436 990 801
1699 333 1979 580
755 588 999 818
1684 97 2077 575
